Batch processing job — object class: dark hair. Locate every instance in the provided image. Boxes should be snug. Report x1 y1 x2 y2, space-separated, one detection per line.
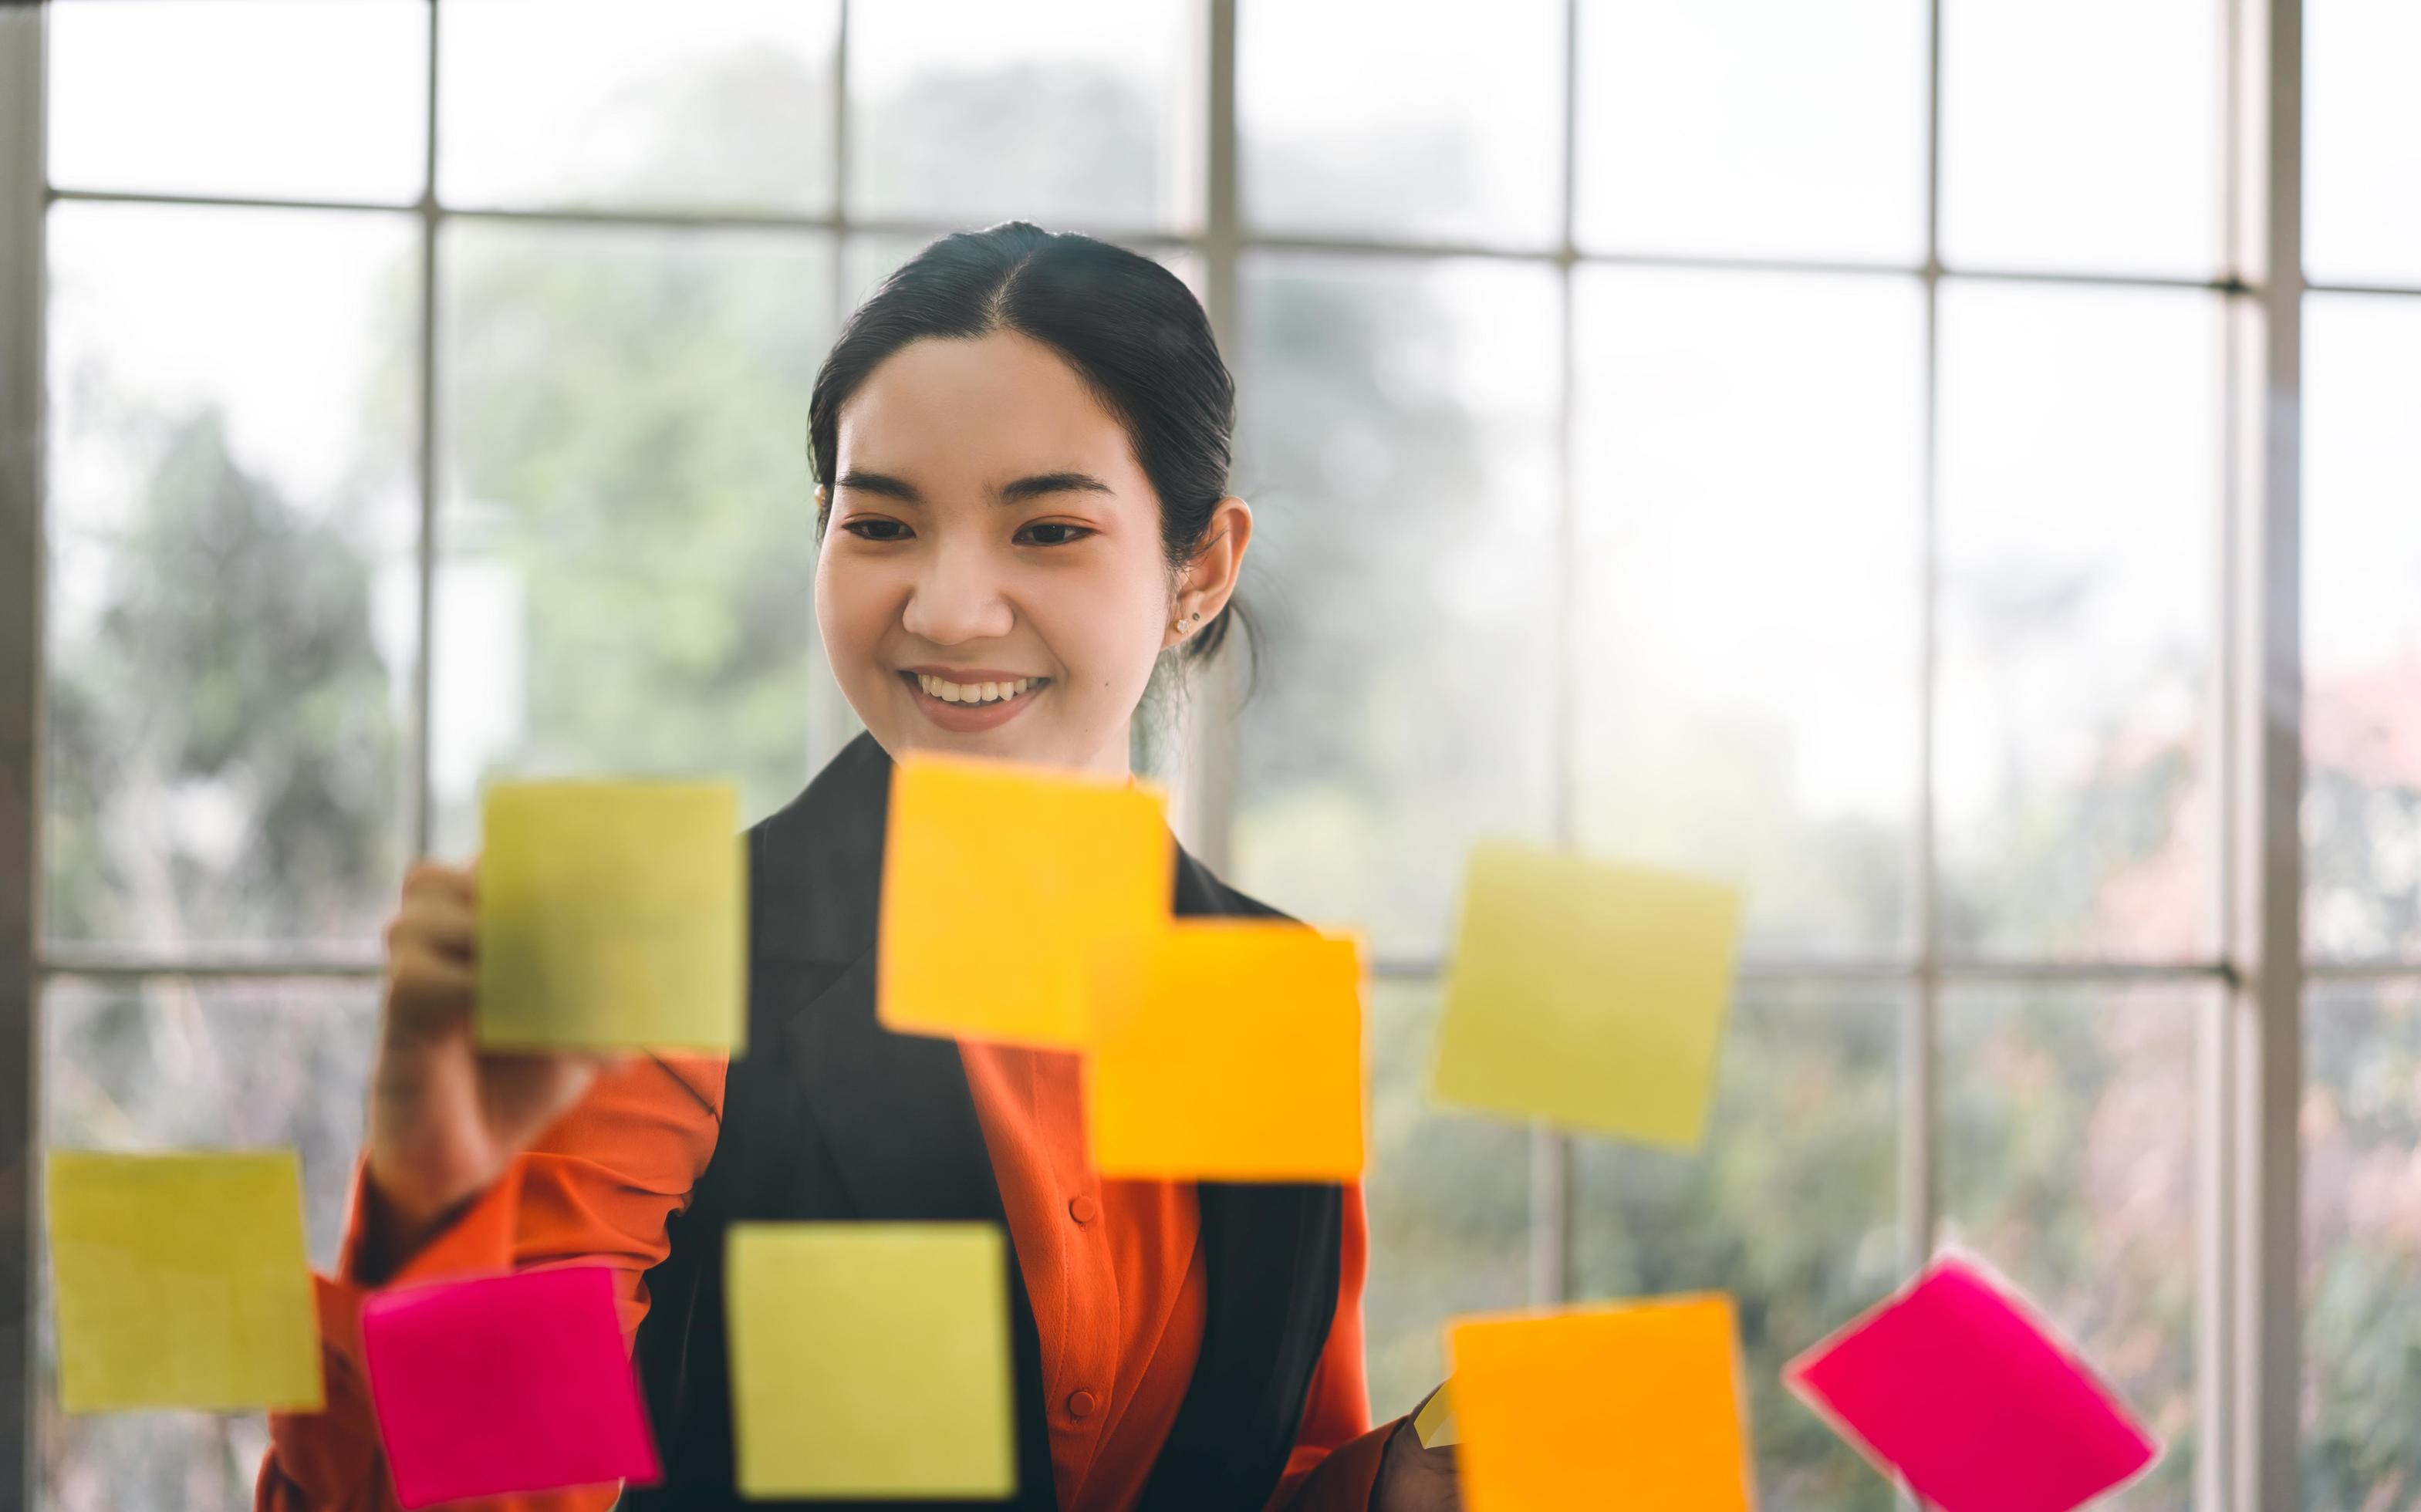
808 221 1246 665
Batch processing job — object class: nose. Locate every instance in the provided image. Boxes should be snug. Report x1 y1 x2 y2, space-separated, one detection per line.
900 539 1016 646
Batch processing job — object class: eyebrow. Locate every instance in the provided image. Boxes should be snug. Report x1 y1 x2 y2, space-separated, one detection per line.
835 469 1116 505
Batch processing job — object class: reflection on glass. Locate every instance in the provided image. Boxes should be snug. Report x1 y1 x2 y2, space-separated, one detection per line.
1935 282 2220 960
1571 987 1900 1510
438 0 837 213
846 0 1198 231
2304 295 2421 964
46 0 428 204
1938 984 2202 1509
1231 255 1559 957
1573 268 1923 960
44 203 418 953
37 976 377 1511
1242 0 1563 249
1940 0 2223 278
2306 0 2421 288
1575 0 1926 263
1362 980 1531 1419
2302 980 2421 1504
434 221 832 855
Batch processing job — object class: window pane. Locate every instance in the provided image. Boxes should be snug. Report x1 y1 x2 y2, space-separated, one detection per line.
1573 268 1923 960
1571 987 1900 1510
2307 0 2421 288
1575 0 1926 264
47 0 427 204
1242 0 1563 249
1231 255 1560 957
1362 980 1530 1419
434 223 832 852
437 0 837 213
847 0 1198 231
45 204 418 953
1940 0 2223 278
2305 295 2421 964
2303 979 2421 1504
1938 983 2203 1510
37 975 376 1511
1936 282 2220 960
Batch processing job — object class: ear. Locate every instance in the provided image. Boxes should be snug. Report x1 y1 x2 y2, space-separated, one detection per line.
1165 497 1253 650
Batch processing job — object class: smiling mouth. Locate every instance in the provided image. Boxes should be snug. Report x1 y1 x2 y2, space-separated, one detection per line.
900 671 1050 706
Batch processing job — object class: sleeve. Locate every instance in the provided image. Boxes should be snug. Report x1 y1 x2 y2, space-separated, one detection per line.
255 1053 728 1512
1263 1183 1405 1512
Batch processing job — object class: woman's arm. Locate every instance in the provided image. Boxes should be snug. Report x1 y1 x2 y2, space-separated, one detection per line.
255 1051 726 1511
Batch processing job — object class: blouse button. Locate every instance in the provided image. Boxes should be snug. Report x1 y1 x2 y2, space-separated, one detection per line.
1067 1389 1099 1419
1068 1194 1099 1225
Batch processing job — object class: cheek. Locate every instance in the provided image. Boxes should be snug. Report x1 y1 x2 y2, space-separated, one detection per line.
1030 552 1170 692
812 545 892 676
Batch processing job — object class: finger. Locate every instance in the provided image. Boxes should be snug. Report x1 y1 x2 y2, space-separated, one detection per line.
387 891 475 962
383 943 475 1038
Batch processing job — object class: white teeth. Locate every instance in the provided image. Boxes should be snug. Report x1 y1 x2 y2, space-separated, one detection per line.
915 673 1040 705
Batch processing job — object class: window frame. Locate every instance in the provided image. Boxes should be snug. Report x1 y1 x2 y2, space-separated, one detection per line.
0 0 2407 1504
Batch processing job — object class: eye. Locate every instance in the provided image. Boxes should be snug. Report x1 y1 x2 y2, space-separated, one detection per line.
1015 521 1096 547
841 517 913 542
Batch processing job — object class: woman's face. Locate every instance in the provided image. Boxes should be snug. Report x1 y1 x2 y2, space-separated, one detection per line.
815 330 1248 775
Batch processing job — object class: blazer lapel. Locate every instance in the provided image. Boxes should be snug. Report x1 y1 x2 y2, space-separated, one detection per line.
765 733 1058 1509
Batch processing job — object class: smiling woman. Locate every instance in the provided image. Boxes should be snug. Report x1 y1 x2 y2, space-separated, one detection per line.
255 224 1453 1512
809 224 1253 775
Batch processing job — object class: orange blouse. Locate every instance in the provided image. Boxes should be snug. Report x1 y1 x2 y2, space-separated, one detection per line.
255 1046 1395 1511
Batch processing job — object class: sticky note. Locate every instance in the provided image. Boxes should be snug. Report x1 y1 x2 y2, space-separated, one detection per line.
360 1266 660 1508
1785 1253 2159 1511
1413 1379 1460 1448
879 751 1171 1050
726 1223 1015 1499
1085 920 1365 1180
1448 1294 1751 1512
45 1149 321 1413
1431 840 1741 1149
478 778 745 1052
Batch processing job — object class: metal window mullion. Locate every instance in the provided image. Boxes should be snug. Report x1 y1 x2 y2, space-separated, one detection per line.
1527 0 1584 1311
411 0 443 862
2225 0 2304 1504
0 7 46 1504
1187 0 1241 876
1905 0 1947 1299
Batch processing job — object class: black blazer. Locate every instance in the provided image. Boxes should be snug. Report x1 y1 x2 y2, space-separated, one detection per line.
626 731 1347 1510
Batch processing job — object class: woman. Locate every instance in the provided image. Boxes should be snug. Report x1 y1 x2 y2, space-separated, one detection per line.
257 223 1458 1511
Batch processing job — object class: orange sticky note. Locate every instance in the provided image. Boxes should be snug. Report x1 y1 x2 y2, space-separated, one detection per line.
1447 1294 1752 1512
879 752 1171 1050
1085 920 1365 1180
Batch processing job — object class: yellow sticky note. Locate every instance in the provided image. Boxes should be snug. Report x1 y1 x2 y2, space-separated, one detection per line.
477 778 745 1052
46 1149 322 1413
1448 1294 1751 1512
1432 840 1741 1149
1413 1379 1460 1447
725 1223 1015 1499
880 751 1171 1050
1086 920 1366 1180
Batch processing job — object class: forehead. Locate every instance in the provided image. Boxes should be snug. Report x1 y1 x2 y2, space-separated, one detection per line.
836 330 1140 483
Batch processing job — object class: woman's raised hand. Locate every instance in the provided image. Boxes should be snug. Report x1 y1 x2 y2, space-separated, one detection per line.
361 858 615 1274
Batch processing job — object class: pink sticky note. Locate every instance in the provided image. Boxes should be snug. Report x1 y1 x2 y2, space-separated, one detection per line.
360 1265 661 1509
1785 1253 2159 1512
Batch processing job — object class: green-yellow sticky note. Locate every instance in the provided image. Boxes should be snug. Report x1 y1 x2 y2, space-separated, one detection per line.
725 1223 1015 1499
477 778 745 1052
46 1149 322 1413
1432 839 1742 1149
